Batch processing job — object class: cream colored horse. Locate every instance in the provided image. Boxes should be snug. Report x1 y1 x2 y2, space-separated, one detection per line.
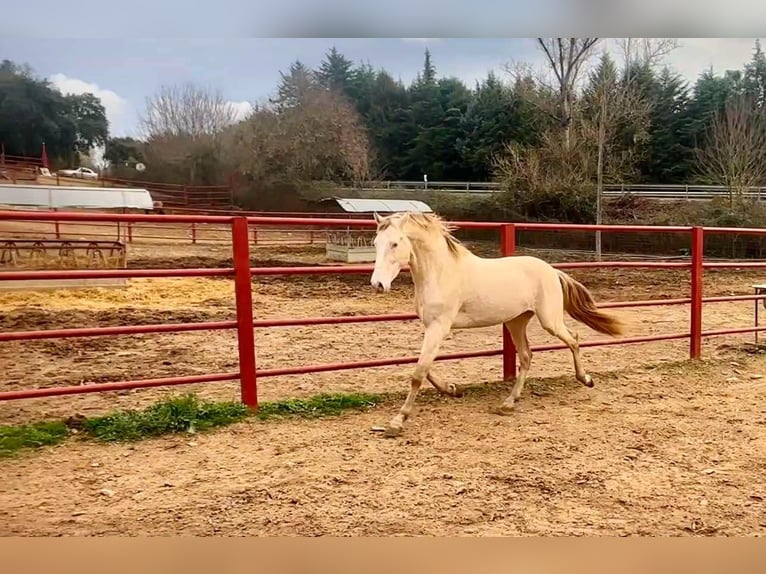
370 211 624 437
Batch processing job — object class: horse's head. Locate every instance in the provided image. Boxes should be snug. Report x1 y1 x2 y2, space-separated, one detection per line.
370 212 412 293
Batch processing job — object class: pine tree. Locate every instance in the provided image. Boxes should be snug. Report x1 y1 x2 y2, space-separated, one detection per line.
686 68 743 149
461 72 519 180
743 39 766 109
317 46 354 95
272 60 316 110
641 67 695 183
422 48 436 84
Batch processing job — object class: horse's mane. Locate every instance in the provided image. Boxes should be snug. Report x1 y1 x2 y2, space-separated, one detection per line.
377 212 465 256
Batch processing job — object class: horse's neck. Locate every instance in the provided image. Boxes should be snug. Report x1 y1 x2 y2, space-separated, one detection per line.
408 239 459 300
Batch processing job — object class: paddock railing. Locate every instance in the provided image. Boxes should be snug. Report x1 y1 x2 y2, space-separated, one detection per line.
1 210 766 408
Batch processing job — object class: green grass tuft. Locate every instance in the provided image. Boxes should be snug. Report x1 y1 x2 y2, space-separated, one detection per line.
256 392 382 420
82 394 249 443
0 391 385 456
0 421 69 458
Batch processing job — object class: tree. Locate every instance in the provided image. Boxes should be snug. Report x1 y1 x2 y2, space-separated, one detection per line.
345 67 410 178
138 83 239 184
534 37 601 150
582 51 653 257
0 60 97 165
230 86 372 185
743 39 766 109
694 94 766 205
686 69 743 150
459 72 549 180
104 136 145 165
617 38 679 82
641 67 695 183
65 93 108 154
420 48 436 85
272 60 318 111
317 46 354 95
139 82 238 140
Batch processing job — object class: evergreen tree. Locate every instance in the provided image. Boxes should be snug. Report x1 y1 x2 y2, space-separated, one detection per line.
0 59 107 165
461 72 519 180
641 67 694 183
273 60 316 110
686 68 743 148
317 46 354 95
743 39 766 109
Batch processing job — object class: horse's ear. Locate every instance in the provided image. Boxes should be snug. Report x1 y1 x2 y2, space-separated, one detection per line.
373 211 382 224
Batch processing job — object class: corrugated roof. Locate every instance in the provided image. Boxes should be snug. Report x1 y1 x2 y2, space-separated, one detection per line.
322 197 433 213
0 184 155 210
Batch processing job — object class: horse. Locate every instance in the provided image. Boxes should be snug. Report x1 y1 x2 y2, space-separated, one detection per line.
370 211 625 438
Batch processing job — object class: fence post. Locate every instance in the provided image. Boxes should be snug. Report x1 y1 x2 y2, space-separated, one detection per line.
690 226 704 359
127 222 133 243
191 222 197 244
53 208 60 239
501 224 517 380
232 217 258 408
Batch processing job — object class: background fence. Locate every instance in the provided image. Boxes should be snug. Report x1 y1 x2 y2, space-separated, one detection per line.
344 180 766 201
2 210 766 407
4 207 766 261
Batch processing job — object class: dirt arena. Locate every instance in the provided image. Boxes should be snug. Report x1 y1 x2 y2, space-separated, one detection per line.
2 235 766 536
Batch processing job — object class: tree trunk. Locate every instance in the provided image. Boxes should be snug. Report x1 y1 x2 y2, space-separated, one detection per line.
595 94 607 261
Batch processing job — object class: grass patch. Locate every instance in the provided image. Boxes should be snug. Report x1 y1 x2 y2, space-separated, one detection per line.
256 392 382 420
0 391 386 457
0 421 69 458
81 394 250 443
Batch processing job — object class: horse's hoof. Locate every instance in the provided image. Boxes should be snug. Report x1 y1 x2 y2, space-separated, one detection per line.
448 383 464 398
491 404 515 416
581 374 594 388
383 425 403 438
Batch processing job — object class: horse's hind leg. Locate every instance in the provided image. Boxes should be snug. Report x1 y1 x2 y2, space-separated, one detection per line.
536 308 593 387
495 311 533 415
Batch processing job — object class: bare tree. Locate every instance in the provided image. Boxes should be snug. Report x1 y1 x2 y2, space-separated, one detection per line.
230 86 372 185
138 83 246 184
695 94 766 206
139 83 239 140
535 38 601 150
583 52 654 258
617 38 679 79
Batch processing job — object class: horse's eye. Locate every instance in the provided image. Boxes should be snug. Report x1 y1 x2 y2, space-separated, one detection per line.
391 242 398 249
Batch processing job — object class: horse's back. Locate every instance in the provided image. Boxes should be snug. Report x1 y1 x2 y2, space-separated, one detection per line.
452 254 561 327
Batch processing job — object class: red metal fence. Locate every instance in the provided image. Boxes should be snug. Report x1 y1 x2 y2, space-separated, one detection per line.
2 210 766 408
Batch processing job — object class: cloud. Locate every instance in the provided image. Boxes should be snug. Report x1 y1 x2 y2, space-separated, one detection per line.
666 38 760 82
229 100 254 121
48 73 129 137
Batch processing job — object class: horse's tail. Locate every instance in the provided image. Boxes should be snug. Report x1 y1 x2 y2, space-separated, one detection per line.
557 271 624 337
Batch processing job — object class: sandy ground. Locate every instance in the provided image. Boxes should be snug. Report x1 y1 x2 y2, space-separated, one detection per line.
2 350 766 536
2 241 766 535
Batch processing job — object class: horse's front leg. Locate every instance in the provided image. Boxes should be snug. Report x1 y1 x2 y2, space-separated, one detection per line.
427 372 463 398
385 319 451 438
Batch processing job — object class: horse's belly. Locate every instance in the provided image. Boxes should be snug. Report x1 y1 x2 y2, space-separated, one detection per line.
452 298 531 329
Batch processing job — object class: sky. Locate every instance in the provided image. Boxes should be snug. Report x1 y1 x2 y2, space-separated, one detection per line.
0 37 761 138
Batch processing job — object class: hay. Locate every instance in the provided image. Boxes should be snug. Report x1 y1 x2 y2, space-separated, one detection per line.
0 278 234 311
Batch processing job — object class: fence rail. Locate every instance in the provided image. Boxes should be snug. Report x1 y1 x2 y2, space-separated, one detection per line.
344 180 766 201
1 209 766 407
